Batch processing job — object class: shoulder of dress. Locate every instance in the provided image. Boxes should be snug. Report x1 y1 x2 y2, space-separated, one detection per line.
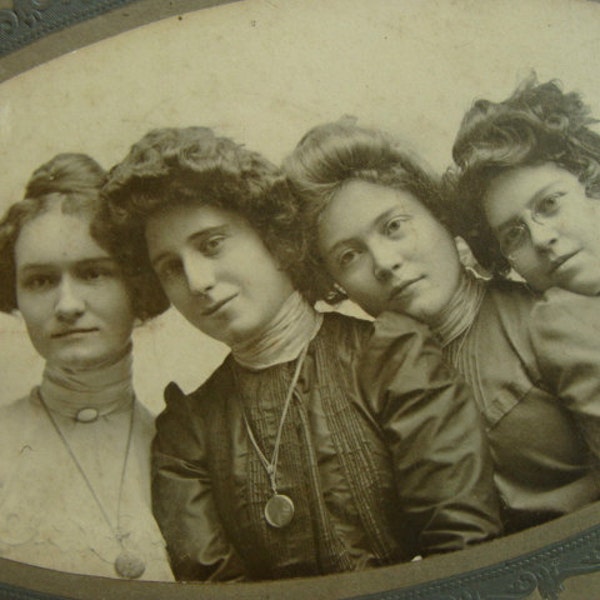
163 381 186 406
535 287 598 312
462 281 542 376
132 398 157 426
0 391 41 459
478 279 539 327
485 278 535 305
0 390 38 419
373 310 430 339
531 288 600 336
318 310 373 341
162 357 235 415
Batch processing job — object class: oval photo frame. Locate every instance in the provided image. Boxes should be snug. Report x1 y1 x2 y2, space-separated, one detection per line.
0 1 599 598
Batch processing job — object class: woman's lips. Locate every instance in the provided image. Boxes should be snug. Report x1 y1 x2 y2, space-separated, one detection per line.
389 277 423 301
550 250 580 274
201 294 237 316
52 328 99 338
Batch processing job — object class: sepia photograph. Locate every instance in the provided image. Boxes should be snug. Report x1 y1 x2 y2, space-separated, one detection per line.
0 0 599 598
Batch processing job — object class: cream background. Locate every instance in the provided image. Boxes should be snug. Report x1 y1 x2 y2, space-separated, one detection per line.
1 0 599 413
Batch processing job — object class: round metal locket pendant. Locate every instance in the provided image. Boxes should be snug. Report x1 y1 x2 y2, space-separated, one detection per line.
264 494 295 528
114 552 146 579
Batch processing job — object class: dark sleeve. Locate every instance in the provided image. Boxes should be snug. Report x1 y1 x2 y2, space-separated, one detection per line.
359 311 502 556
530 289 600 459
152 382 247 582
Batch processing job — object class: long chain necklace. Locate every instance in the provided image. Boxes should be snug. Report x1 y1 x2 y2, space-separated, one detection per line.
37 390 146 579
241 341 310 529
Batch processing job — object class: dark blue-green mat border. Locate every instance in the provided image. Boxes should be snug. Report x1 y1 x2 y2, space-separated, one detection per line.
350 523 600 600
0 523 598 599
0 1 599 598
0 0 142 57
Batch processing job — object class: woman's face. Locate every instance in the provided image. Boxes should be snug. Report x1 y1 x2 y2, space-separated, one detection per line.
318 180 462 321
15 205 135 369
145 204 295 347
483 162 600 295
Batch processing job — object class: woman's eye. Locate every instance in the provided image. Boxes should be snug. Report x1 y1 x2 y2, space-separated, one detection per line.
21 274 56 290
337 249 359 269
500 224 528 253
536 192 563 217
201 235 225 256
81 268 107 281
78 263 119 282
385 217 405 237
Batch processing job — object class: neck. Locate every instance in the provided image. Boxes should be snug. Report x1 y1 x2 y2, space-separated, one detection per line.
429 271 487 347
40 344 134 419
231 291 323 370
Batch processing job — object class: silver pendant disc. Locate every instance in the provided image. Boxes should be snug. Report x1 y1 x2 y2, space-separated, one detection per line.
264 493 294 528
114 552 146 579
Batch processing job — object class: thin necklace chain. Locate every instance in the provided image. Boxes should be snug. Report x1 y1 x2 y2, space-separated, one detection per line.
241 341 309 495
37 390 135 543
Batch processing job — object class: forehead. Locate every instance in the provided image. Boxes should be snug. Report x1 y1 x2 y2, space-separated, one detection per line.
319 180 427 239
14 206 107 267
144 203 247 253
483 163 579 223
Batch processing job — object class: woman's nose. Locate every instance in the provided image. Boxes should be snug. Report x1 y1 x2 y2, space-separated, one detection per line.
371 242 402 282
183 254 216 295
55 277 85 320
528 219 559 251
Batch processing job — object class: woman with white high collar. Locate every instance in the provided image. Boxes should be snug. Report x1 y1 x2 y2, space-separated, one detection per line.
0 154 173 580
104 127 500 582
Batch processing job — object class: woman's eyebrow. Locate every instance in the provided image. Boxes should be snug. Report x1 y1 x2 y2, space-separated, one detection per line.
18 256 115 272
373 207 407 227
324 237 354 258
16 262 54 274
527 181 563 208
76 257 118 266
187 225 228 245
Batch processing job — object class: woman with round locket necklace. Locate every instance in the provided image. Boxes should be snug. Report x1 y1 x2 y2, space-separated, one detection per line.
283 119 600 534
0 154 173 580
104 127 500 582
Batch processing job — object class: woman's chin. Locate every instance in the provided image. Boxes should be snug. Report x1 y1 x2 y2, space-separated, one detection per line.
49 351 119 371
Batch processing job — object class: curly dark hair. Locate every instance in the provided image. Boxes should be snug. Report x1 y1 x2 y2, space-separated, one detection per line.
449 74 600 277
282 119 452 303
0 153 165 319
102 127 312 313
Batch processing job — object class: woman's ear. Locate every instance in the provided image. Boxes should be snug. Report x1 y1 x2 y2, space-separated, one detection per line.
325 281 347 303
333 282 347 296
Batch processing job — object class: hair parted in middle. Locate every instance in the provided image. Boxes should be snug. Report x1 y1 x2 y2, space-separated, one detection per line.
0 153 168 320
449 74 600 278
103 127 313 311
282 118 453 304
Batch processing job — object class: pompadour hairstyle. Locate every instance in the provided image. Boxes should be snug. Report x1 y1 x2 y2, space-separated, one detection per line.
103 127 313 312
449 74 600 277
283 118 450 303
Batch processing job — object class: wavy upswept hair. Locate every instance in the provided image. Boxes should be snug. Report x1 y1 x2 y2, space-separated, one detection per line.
103 127 312 312
0 153 166 319
283 119 452 304
449 75 600 277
